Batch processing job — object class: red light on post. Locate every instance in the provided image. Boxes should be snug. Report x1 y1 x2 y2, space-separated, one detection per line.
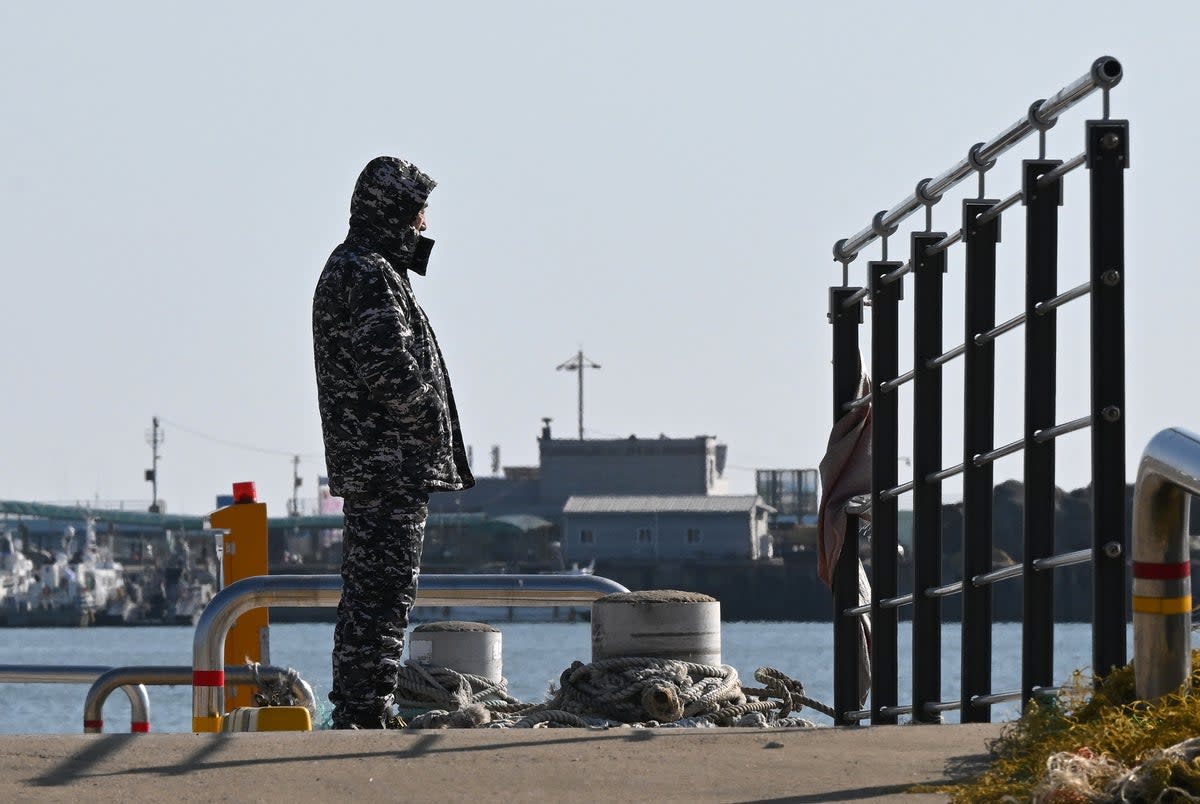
232 482 257 504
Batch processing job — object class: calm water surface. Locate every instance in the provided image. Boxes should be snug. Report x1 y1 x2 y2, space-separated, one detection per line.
0 621 1127 733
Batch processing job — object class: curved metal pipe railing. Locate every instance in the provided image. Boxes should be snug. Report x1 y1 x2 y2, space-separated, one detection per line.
85 664 314 734
1132 427 1200 700
0 665 150 733
192 573 631 731
833 55 1122 263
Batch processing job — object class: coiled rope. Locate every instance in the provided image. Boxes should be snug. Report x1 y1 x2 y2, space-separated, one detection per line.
400 657 829 730
392 659 533 728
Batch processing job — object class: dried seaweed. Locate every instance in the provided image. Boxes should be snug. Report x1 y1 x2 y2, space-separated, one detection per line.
920 651 1200 802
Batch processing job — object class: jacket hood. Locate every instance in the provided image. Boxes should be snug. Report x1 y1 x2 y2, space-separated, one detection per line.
348 156 436 248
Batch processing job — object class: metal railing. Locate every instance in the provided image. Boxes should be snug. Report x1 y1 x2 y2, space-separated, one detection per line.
0 662 315 733
827 55 1129 724
191 573 631 732
0 665 151 732
83 664 314 734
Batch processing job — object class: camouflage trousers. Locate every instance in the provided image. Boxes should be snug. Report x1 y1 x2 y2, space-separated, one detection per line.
330 488 429 729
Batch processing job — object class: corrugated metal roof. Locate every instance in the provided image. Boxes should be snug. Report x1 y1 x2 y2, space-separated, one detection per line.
562 495 772 514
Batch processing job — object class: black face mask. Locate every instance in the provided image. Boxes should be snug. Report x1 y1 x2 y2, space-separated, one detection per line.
410 236 435 276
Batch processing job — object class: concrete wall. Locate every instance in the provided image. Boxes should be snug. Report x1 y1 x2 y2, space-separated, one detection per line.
563 510 757 562
539 436 727 502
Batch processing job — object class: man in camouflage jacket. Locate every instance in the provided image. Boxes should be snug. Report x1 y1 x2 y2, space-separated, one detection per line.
313 156 474 729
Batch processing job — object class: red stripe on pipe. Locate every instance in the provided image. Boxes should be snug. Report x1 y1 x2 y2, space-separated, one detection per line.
84 720 102 730
193 670 225 686
1133 561 1191 580
131 722 150 733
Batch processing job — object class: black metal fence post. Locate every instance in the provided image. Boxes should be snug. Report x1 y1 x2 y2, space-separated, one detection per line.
1087 119 1129 679
960 200 1001 722
830 286 864 725
1022 159 1063 706
911 232 946 723
870 261 902 725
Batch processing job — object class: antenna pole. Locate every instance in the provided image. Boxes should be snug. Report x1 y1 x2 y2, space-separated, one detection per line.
145 416 163 513
291 454 302 516
556 349 601 440
576 349 584 440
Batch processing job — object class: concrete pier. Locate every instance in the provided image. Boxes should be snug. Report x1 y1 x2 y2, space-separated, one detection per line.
0 724 1004 802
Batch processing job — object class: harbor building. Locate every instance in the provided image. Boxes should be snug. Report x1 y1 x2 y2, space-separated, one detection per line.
562 494 774 563
430 422 733 520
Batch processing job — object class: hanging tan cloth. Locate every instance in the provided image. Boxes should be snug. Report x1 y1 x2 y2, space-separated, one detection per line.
816 362 873 706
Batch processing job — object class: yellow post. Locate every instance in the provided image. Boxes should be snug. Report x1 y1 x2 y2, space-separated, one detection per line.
209 481 270 711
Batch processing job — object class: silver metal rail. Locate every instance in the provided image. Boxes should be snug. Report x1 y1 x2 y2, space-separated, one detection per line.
970 686 1058 708
975 312 1026 345
1132 428 1200 700
920 549 1091 604
927 462 966 483
843 393 872 411
925 700 961 714
833 56 1121 263
971 689 1022 707
928 345 966 369
973 563 1024 586
879 480 914 501
1035 281 1092 316
879 704 912 718
1034 415 1093 444
0 665 150 733
1038 152 1087 186
880 369 916 393
975 189 1023 226
925 230 962 257
881 261 911 287
973 437 1025 467
85 665 314 734
926 580 963 599
880 593 913 609
192 573 631 731
1033 548 1092 572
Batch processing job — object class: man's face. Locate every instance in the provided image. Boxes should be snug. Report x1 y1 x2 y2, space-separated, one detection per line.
413 206 428 232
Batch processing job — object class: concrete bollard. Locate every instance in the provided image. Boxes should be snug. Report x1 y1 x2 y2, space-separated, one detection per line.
409 621 503 682
591 590 721 665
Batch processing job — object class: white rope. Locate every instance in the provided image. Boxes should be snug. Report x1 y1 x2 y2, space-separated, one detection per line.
396 657 829 730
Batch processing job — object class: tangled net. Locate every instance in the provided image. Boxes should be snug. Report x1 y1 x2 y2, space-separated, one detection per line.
246 661 310 709
395 657 829 730
924 651 1200 802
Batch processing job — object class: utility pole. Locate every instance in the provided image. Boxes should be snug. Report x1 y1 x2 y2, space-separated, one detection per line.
291 454 302 516
144 416 164 513
556 349 601 440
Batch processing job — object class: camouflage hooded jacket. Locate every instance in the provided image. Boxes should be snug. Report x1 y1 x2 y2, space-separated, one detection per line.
312 157 475 498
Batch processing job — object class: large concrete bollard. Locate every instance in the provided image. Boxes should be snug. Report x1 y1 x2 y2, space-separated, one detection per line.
409 621 503 682
591 590 721 665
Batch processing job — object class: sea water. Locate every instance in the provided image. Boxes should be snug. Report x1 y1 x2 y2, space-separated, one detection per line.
0 621 1129 734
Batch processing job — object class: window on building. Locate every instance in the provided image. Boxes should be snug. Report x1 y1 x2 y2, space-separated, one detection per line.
686 528 702 544
637 528 654 543
580 530 594 544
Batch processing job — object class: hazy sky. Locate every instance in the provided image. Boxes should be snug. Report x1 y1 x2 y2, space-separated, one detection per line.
0 1 1191 515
